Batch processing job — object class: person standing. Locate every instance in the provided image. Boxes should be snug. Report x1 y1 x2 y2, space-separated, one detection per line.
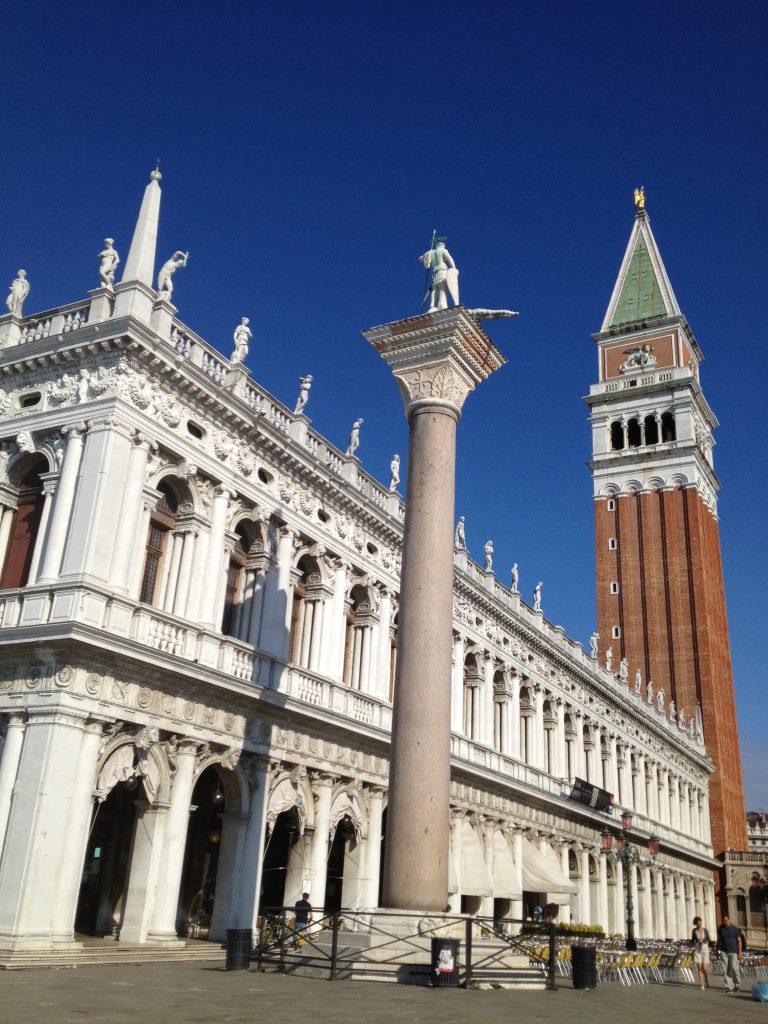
717 914 744 993
691 916 712 990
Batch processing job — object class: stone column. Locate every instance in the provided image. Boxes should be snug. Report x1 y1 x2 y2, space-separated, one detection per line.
36 425 85 585
231 757 271 931
579 846 591 923
26 477 56 585
558 844 572 925
362 787 385 909
307 774 335 910
365 307 506 912
555 702 566 778
653 869 666 939
108 435 151 591
120 801 169 942
479 819 495 919
197 488 231 626
613 860 625 935
147 742 199 942
598 854 609 932
208 810 249 941
0 503 16 569
510 675 521 759
0 714 26 845
375 590 392 700
259 526 295 661
510 827 524 920
451 633 465 732
574 714 586 780
640 865 653 939
482 653 494 746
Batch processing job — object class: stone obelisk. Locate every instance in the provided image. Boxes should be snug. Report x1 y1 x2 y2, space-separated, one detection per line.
364 305 506 911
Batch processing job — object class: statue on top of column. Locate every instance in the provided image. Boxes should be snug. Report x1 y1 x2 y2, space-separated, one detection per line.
346 418 363 457
98 238 120 290
389 453 400 492
484 539 494 572
419 232 459 313
294 374 313 415
533 580 543 612
454 515 466 550
157 250 188 300
511 562 519 593
231 317 252 365
589 631 599 658
6 269 29 317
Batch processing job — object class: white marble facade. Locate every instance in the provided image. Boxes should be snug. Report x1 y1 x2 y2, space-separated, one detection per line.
0 175 716 954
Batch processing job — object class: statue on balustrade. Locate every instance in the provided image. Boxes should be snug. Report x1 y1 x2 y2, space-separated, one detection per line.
6 269 29 317
157 250 188 300
589 631 599 658
231 317 252 365
619 657 629 685
346 418 363 457
533 581 543 612
484 539 494 572
294 374 313 415
511 562 519 593
646 679 654 704
454 516 466 550
98 238 120 290
605 646 613 672
389 453 400 492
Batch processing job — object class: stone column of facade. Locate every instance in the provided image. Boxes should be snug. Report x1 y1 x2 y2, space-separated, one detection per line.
307 773 335 909
510 674 521 758
532 688 545 769
0 501 16 569
245 556 269 648
208 809 249 941
482 654 495 746
375 590 392 700
598 853 609 932
52 720 108 938
0 713 26 845
172 528 198 617
0 708 92 951
479 818 495 919
671 775 681 831
35 425 86 581
447 810 463 913
574 714 586 780
128 490 158 598
579 846 591 924
364 307 505 912
451 634 465 732
607 735 619 801
640 865 653 939
230 757 271 931
259 525 295 662
555 701 566 778
26 476 56 584
196 488 231 626
558 844 572 924
627 863 639 938
108 435 151 591
653 869 665 939
362 786 385 908
613 860 625 935
509 827 524 920
120 800 169 942
147 742 199 942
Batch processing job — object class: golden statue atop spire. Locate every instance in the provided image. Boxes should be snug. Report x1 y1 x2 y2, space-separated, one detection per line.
634 186 646 211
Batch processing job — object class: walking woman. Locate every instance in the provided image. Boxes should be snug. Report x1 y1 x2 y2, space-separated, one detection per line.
691 915 712 990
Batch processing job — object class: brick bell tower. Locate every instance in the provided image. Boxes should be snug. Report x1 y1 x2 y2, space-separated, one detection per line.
585 189 747 867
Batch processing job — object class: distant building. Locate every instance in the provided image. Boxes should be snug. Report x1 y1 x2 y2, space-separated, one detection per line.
0 174 723 958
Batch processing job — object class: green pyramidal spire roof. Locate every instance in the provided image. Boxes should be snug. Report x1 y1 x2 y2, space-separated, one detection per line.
602 206 681 332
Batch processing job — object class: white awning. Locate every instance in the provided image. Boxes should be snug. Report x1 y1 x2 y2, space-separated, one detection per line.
521 838 578 900
492 832 522 900
458 819 493 897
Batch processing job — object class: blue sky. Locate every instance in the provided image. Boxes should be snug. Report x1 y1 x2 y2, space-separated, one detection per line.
4 2 766 806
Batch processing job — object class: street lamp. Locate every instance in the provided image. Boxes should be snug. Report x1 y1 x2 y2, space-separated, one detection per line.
601 812 660 951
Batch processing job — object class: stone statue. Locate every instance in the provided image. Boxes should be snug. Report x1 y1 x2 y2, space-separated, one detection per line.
533 581 543 612
634 186 645 210
346 418 363 457
668 699 676 722
230 317 252 365
656 688 665 713
419 235 459 312
6 269 29 317
389 453 400 492
157 250 188 300
605 646 613 672
294 374 313 415
98 238 120 290
646 679 654 704
678 708 686 730
484 540 494 572
589 631 599 659
454 516 466 550
688 718 695 738
619 343 656 373
511 563 519 593
619 657 629 685
634 669 642 695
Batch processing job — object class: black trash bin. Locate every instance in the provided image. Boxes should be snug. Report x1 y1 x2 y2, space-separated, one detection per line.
572 943 598 989
430 937 460 987
226 928 253 970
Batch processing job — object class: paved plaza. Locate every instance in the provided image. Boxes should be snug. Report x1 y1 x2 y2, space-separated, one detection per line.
3 962 766 1024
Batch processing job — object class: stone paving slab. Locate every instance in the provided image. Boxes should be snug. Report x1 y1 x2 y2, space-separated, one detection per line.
4 961 766 1024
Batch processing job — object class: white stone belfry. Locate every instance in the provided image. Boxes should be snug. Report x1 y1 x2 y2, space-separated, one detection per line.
364 306 507 912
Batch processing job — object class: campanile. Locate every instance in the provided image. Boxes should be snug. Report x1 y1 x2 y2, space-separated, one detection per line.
585 191 747 861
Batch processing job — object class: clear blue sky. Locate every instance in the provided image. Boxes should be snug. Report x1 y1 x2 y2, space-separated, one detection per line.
4 2 766 806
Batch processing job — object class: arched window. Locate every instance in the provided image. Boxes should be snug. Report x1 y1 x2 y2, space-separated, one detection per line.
610 421 624 451
626 417 641 448
139 481 178 606
0 455 47 589
644 415 659 445
661 411 676 442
